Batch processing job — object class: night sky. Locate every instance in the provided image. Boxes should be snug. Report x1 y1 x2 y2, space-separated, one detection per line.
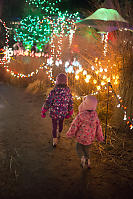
1 0 130 21
1 0 97 21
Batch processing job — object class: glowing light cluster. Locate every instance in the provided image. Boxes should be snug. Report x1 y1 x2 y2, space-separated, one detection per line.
25 0 62 16
109 83 133 130
64 58 132 129
0 19 9 47
0 19 10 65
1 9 132 130
102 32 109 56
1 50 132 129
14 0 80 50
64 57 119 93
14 16 52 50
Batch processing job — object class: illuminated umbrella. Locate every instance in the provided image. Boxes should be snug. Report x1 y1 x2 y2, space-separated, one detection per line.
76 8 133 33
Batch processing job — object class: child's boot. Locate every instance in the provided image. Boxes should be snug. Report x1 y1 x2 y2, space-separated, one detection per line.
53 138 58 147
86 159 91 169
80 156 86 168
57 130 61 139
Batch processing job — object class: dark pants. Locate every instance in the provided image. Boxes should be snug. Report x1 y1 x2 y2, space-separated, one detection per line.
52 118 64 138
76 143 91 159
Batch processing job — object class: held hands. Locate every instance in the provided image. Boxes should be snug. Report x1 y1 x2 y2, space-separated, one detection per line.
65 109 73 119
65 114 71 119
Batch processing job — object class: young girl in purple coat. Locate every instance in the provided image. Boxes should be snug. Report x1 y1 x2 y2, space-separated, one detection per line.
41 73 73 147
66 94 104 169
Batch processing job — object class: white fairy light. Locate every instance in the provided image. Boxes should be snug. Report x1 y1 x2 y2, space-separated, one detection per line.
69 29 74 46
130 125 133 130
47 57 53 65
72 60 77 66
117 104 121 108
117 95 121 99
91 66 95 70
85 78 89 83
99 67 103 72
83 70 87 76
104 32 108 56
75 75 79 80
86 75 91 80
55 60 59 66
123 114 127 121
68 65 74 73
59 60 62 65
65 61 69 68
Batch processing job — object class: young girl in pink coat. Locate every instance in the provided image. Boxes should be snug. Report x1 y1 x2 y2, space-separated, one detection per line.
66 94 104 169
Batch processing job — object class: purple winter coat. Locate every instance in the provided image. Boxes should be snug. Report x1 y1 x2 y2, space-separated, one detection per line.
66 110 104 145
42 86 73 119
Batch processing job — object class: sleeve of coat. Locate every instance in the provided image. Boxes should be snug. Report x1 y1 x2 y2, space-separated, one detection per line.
66 114 81 138
68 91 73 112
95 119 104 142
42 90 54 111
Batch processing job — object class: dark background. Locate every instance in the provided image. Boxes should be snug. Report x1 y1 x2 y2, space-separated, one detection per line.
1 0 101 21
1 0 132 22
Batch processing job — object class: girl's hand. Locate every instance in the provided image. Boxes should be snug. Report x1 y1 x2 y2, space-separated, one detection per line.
41 112 46 118
41 107 47 118
65 114 71 119
65 109 73 119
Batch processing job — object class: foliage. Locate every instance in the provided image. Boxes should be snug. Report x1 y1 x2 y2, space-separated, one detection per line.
14 0 80 50
24 0 62 17
14 16 52 50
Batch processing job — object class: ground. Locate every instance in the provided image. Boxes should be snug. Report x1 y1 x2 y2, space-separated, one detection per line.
0 82 133 199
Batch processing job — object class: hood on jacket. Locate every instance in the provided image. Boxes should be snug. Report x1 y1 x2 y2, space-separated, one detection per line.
78 95 97 113
56 73 68 85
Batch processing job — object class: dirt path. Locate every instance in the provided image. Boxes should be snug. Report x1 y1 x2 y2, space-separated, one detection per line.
0 82 133 199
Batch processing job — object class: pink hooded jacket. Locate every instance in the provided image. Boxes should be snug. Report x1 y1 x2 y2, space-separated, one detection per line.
66 95 104 145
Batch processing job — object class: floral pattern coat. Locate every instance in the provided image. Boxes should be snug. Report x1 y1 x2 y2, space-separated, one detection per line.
66 110 104 145
42 86 73 119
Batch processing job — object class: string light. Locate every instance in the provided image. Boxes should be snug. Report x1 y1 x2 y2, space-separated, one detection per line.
1 11 132 129
103 32 109 56
0 19 10 65
14 0 80 50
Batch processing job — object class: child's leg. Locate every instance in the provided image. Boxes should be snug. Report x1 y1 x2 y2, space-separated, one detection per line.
82 145 90 160
52 119 58 138
82 145 91 168
76 143 84 158
76 143 86 168
59 118 64 133
57 118 64 138
52 119 58 147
